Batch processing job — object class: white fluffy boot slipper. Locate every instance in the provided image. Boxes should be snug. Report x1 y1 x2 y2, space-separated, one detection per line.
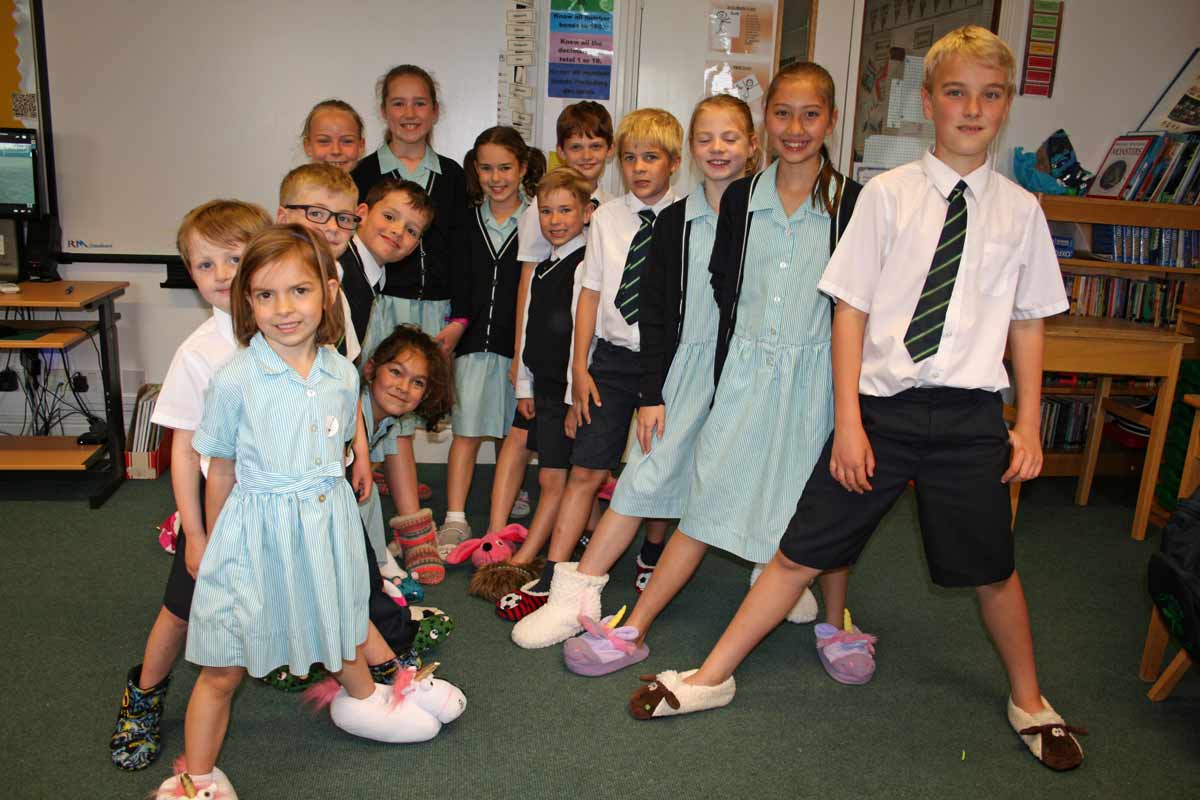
750 563 818 623
512 562 607 649
628 669 735 719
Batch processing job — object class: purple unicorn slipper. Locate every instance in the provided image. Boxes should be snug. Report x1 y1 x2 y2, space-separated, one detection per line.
814 622 877 685
563 610 649 677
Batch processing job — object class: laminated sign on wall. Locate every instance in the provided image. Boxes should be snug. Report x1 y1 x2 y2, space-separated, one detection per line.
548 0 613 100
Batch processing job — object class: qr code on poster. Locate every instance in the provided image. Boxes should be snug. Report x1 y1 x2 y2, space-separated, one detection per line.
11 92 36 118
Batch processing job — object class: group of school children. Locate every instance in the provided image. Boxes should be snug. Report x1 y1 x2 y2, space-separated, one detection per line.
108 25 1088 799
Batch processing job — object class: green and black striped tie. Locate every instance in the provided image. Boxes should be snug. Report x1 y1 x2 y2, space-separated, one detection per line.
904 180 968 363
614 208 656 325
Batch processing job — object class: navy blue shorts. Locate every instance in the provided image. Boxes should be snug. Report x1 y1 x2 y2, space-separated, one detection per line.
533 381 573 470
162 476 205 620
779 388 1014 588
569 339 638 471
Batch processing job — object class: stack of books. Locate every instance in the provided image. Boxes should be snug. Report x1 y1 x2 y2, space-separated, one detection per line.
125 384 171 479
1040 396 1090 451
1089 132 1200 204
1062 274 1184 328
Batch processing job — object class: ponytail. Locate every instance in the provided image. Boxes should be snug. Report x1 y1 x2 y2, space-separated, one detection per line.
813 144 844 216
522 148 547 200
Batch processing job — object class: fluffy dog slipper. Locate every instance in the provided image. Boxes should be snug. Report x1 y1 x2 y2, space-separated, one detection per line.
469 558 545 601
628 669 735 720
1008 695 1086 771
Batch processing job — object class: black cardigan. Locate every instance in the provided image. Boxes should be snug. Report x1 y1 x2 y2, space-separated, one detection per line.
350 151 470 319
710 172 862 387
638 196 691 405
455 205 522 358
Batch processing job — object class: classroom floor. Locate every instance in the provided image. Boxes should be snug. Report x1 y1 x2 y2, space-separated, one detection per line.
4 467 1198 799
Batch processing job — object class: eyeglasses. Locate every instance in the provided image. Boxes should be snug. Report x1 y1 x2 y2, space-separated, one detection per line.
284 204 362 231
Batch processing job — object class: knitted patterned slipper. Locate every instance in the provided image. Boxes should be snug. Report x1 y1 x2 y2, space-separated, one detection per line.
1008 695 1086 771
628 669 735 720
390 509 445 585
495 580 549 621
469 558 544 601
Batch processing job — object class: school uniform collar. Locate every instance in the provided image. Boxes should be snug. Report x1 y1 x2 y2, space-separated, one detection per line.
622 188 677 216
350 235 385 289
550 233 586 261
212 307 236 346
249 332 338 379
376 142 442 179
482 198 525 235
921 149 992 203
750 160 829 223
684 185 718 222
360 389 400 451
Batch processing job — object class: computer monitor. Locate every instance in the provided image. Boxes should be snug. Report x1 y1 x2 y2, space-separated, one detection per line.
0 128 39 218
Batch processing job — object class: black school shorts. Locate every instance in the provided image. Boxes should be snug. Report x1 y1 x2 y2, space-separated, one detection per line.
569 339 638 472
162 476 205 620
779 388 1014 588
534 382 573 469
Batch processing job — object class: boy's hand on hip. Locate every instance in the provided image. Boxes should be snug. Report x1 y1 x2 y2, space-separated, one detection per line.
830 423 875 494
1002 425 1043 483
637 405 665 454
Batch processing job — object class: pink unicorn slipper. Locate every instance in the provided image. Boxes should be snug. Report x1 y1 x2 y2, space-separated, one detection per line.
563 607 649 676
155 763 238 799
814 616 878 685
303 662 466 744
628 669 735 720
157 511 180 554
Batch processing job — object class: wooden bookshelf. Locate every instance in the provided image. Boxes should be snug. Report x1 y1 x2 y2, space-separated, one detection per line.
1035 196 1200 539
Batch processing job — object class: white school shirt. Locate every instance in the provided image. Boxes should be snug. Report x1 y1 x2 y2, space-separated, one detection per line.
515 232 586 399
151 307 238 478
817 150 1068 396
331 260 362 364
350 234 386 293
515 187 614 264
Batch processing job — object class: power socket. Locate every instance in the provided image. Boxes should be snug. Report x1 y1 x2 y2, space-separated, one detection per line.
0 367 16 392
71 371 89 393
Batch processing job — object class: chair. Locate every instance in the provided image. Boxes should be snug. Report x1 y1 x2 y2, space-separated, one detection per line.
1138 394 1199 701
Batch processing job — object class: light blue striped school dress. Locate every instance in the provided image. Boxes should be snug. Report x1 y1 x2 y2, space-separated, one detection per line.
611 188 719 519
359 145 452 441
681 162 835 564
358 390 405 567
187 334 369 678
451 199 524 438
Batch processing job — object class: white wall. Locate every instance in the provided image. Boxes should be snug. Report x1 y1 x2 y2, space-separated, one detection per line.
10 0 1196 453
994 0 1200 178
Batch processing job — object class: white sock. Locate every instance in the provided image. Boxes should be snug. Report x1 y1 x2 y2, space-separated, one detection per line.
379 550 406 580
445 511 467 523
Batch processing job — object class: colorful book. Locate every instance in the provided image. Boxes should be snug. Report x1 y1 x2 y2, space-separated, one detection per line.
1088 134 1161 199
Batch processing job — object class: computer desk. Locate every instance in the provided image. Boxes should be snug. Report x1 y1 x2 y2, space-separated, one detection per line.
0 280 130 507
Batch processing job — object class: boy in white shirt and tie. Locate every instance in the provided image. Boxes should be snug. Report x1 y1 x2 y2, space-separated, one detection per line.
627 27 1087 773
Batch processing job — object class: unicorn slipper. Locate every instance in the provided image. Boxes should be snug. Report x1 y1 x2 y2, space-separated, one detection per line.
814 623 877 685
628 669 735 720
308 664 466 744
155 765 238 799
564 612 649 676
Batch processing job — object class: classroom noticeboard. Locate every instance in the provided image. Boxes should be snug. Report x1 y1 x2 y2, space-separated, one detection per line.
547 0 614 100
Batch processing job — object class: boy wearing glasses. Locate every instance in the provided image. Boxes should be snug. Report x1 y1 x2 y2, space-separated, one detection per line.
277 163 366 360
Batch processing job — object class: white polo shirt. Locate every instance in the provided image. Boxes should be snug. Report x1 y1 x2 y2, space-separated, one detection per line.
152 308 240 478
516 187 614 264
817 150 1068 396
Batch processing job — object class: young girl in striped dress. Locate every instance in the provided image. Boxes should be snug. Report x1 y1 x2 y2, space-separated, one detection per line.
353 64 469 517
441 127 545 549
154 225 451 798
514 65 861 676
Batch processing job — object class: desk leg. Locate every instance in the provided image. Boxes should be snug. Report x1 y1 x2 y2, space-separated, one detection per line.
1076 376 1111 506
92 297 126 508
1133 349 1181 541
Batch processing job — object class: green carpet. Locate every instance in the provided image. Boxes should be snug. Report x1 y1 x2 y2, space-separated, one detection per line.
3 468 1197 799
